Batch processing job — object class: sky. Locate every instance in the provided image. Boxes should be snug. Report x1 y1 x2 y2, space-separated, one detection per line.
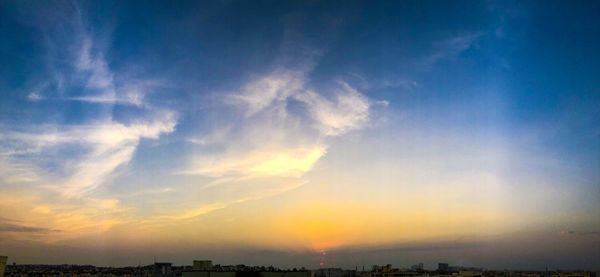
0 0 599 271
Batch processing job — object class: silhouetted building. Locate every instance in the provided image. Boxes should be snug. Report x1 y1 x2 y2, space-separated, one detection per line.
364 264 420 277
194 260 214 271
0 256 7 277
262 272 313 277
410 263 423 271
154 262 174 277
183 271 236 277
457 271 483 277
182 262 312 277
182 271 312 277
313 268 350 277
438 263 449 272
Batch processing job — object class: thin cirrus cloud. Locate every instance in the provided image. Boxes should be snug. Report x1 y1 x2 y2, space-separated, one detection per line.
3 3 382 231
69 36 147 107
1 9 178 209
177 67 380 220
230 69 305 117
295 82 371 136
26 27 148 107
185 68 377 178
0 25 178 243
4 114 176 197
0 222 60 234
418 33 481 70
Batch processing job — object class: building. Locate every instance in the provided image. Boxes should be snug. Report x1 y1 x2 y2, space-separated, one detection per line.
551 272 592 277
154 262 174 277
0 256 7 277
363 264 419 277
458 271 483 277
262 272 313 277
182 260 312 277
182 271 312 277
194 260 214 271
313 268 357 277
183 271 236 277
410 264 424 271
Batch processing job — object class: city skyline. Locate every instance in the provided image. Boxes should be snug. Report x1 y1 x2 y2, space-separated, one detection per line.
1 258 598 272
0 0 599 271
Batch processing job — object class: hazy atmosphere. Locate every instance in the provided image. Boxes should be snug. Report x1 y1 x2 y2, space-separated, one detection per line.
0 0 599 271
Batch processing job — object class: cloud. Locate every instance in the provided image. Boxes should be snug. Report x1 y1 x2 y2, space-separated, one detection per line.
0 4 184 243
65 90 144 107
0 222 60 233
0 193 129 243
2 6 180 201
26 82 50 102
187 68 375 179
419 33 481 70
559 230 600 236
27 92 44 101
179 67 381 220
186 125 233 146
230 69 305 116
0 155 40 184
70 35 144 106
167 178 308 221
295 82 371 136
4 2 383 238
26 14 147 107
187 146 327 178
4 112 177 197
69 35 151 106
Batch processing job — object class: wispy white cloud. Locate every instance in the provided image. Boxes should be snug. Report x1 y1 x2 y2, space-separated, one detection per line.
295 82 371 136
65 91 144 107
76 36 94 71
186 125 233 146
178 67 383 220
9 1 381 229
230 69 305 116
186 146 327 178
186 68 376 179
419 33 481 70
26 82 49 101
72 35 142 106
4 112 177 197
0 155 40 184
0 191 130 243
0 6 183 242
27 23 147 107
170 179 307 220
27 92 44 101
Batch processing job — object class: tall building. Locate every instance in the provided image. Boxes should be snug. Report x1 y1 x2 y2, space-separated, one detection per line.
0 256 7 277
194 260 213 270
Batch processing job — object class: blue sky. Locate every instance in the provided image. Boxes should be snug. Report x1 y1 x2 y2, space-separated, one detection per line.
0 0 599 270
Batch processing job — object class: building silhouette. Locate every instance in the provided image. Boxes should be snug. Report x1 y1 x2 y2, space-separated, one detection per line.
0 256 7 277
154 262 174 277
182 260 311 277
194 260 214 271
410 263 424 271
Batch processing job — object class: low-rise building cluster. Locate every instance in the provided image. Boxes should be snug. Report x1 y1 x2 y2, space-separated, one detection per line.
0 256 597 277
